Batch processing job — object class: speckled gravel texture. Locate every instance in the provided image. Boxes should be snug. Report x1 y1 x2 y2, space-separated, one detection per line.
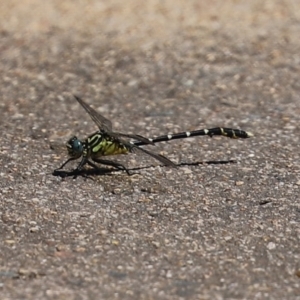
1 1 300 299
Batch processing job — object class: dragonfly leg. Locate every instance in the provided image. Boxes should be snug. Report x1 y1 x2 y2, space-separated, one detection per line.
75 156 88 171
92 158 131 175
55 157 78 171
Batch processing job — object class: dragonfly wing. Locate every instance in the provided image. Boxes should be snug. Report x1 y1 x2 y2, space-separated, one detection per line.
74 95 113 132
116 132 154 145
74 96 155 146
131 145 177 167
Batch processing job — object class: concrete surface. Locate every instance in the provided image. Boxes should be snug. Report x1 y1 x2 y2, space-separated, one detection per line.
0 1 300 299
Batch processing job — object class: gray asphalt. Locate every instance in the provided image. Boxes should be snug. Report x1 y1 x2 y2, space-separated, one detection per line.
1 1 300 299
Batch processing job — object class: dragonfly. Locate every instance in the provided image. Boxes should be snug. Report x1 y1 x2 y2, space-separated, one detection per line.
52 96 252 174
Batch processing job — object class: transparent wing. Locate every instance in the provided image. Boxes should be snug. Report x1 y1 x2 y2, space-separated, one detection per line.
130 145 177 167
74 95 113 132
74 96 154 145
117 133 154 145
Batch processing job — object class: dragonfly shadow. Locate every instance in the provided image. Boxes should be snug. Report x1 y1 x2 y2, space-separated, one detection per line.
178 159 237 167
52 160 237 178
130 159 237 171
52 167 115 179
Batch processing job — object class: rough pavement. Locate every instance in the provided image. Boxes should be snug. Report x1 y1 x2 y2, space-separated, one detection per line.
0 1 300 299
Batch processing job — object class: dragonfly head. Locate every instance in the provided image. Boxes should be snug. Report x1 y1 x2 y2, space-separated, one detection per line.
66 136 84 158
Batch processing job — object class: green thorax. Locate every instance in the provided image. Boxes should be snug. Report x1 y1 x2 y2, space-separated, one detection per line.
86 132 129 157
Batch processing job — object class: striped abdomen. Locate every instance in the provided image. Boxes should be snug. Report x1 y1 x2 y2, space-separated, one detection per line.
132 127 253 146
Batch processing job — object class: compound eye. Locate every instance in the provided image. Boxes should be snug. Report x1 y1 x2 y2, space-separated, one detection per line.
73 139 83 153
66 136 83 156
72 139 83 153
